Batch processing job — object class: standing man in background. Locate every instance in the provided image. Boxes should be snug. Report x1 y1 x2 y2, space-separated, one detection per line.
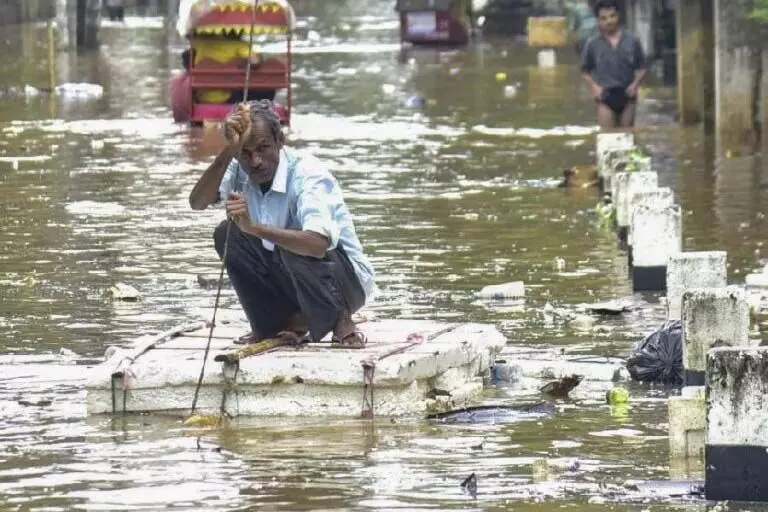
581 0 647 129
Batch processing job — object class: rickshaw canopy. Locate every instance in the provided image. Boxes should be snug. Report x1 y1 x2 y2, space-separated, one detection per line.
177 0 296 38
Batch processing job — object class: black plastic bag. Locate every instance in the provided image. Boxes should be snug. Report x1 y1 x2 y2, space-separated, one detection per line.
626 320 683 385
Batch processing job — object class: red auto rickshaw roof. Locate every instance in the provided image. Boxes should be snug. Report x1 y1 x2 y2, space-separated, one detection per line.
189 0 296 35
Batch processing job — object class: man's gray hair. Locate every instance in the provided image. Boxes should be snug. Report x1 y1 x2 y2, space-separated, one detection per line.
245 99 284 143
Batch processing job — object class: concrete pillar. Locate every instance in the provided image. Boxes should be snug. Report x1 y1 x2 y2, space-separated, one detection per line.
614 171 658 243
669 385 705 459
714 0 766 153
676 0 715 126
682 287 751 386
630 0 654 59
669 286 752 461
56 0 73 49
55 0 100 50
666 251 727 321
599 147 641 198
630 204 681 291
596 133 634 192
627 187 674 247
80 0 102 49
706 347 768 501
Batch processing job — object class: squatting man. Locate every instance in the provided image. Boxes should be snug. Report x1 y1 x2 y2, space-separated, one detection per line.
189 100 375 348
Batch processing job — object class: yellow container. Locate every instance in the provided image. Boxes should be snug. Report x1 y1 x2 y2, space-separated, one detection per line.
527 16 568 48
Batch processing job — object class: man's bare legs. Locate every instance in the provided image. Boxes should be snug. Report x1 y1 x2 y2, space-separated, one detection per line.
597 103 618 130
618 101 637 128
596 102 636 131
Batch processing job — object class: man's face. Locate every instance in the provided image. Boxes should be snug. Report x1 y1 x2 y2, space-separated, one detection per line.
597 7 619 34
238 118 282 185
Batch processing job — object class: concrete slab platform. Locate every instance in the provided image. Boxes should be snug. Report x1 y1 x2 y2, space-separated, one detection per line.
85 319 506 418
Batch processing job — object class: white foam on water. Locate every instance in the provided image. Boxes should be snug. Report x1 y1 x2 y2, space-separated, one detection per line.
472 124 598 138
65 201 126 217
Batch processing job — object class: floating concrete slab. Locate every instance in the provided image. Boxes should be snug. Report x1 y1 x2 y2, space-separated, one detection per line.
85 319 506 418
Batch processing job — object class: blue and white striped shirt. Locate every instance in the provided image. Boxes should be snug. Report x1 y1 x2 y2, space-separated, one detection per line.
218 146 375 302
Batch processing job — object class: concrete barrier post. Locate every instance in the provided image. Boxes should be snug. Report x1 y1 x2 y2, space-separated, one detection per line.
668 386 705 459
668 286 749 460
596 133 634 192
666 251 727 321
614 171 658 243
599 148 638 197
682 287 751 386
627 187 674 247
706 347 768 501
630 204 682 291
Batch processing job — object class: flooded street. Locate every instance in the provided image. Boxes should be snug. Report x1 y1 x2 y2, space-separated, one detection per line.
1 1 767 510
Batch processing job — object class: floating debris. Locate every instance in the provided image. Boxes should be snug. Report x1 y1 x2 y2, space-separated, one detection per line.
197 274 230 289
18 398 53 407
477 281 525 299
460 472 477 497
539 374 583 398
490 360 522 384
111 283 141 301
606 386 629 405
569 314 595 332
585 296 644 315
183 414 223 427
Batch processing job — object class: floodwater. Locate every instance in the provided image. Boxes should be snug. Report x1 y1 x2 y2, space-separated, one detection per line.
0 1 767 510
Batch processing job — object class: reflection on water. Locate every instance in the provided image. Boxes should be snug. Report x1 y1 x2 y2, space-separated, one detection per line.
0 1 766 510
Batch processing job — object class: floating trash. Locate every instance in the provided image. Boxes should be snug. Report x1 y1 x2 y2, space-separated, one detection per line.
405 95 425 108
477 281 525 299
111 283 141 301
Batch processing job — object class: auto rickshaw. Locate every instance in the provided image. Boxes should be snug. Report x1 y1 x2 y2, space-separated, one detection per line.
169 0 295 126
395 0 473 46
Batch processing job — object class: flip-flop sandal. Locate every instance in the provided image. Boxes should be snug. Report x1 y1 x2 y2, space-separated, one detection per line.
331 331 367 349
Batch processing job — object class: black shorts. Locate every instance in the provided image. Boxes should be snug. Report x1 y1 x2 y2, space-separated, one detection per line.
599 87 635 115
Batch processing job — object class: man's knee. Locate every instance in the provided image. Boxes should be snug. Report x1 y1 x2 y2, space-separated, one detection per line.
213 220 229 258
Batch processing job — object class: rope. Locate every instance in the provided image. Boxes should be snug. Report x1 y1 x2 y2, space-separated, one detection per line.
189 0 259 417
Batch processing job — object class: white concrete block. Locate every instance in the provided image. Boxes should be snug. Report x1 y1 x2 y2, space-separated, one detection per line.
707 347 768 446
706 347 768 501
746 273 768 288
596 133 634 172
85 320 507 417
627 186 674 244
631 204 682 268
614 171 659 230
598 147 637 197
669 385 705 458
682 287 752 375
666 252 727 320
537 49 556 67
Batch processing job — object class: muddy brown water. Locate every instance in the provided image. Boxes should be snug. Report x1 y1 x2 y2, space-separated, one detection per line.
0 2 767 511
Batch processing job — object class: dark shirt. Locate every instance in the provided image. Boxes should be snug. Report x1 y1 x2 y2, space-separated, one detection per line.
581 30 647 89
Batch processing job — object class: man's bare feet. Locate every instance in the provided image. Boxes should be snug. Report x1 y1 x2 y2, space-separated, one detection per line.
233 331 264 345
233 312 310 345
331 310 367 349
